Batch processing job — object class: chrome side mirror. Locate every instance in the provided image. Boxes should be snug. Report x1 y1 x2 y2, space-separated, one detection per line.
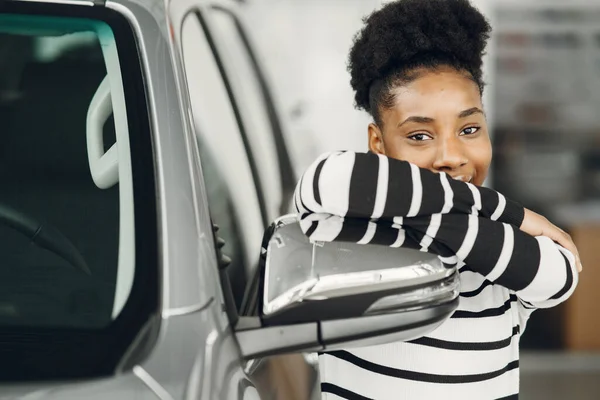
236 214 459 360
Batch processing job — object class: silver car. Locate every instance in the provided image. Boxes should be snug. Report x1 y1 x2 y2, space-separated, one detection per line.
0 0 459 399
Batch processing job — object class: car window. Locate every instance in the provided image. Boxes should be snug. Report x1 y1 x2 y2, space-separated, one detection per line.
0 18 131 328
0 4 158 381
206 8 283 221
180 13 265 304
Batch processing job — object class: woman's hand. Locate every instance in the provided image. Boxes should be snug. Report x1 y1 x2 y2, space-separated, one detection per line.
520 208 582 272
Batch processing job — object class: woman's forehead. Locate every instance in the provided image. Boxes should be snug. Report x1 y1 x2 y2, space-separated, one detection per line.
389 70 483 118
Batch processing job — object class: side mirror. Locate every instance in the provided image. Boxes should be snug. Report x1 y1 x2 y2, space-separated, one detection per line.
235 215 459 360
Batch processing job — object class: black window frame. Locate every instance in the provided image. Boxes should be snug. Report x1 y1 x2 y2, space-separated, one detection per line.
0 0 160 382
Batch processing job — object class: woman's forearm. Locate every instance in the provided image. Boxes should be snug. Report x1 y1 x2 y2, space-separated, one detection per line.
296 151 577 307
295 151 524 226
401 214 578 305
299 212 578 308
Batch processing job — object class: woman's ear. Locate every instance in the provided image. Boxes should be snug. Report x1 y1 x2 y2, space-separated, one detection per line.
368 123 386 155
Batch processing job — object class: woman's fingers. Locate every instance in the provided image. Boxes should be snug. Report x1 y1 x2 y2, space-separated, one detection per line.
521 208 582 272
546 227 582 273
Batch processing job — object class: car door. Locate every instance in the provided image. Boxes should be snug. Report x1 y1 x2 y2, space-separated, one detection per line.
171 1 319 399
175 0 298 307
175 5 266 312
189 3 320 400
164 2 264 399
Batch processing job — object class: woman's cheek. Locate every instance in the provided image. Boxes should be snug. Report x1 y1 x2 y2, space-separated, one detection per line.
394 146 436 169
471 139 492 183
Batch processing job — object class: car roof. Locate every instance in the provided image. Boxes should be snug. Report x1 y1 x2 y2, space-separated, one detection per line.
10 0 167 13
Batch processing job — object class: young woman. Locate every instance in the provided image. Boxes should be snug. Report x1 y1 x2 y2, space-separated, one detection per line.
294 0 581 398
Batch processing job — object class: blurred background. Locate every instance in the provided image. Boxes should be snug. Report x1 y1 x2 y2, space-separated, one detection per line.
236 0 600 398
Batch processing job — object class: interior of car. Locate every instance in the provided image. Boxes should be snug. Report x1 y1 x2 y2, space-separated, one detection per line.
0 32 119 328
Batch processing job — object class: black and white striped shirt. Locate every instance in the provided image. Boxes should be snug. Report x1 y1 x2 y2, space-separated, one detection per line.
294 151 578 400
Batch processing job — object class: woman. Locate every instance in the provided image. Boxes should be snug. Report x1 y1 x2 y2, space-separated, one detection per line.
294 0 581 399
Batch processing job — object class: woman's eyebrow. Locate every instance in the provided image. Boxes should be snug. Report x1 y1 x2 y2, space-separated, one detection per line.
397 116 435 128
397 108 485 128
458 107 485 118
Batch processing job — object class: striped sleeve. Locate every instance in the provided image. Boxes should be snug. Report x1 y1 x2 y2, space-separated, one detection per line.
400 215 578 308
296 151 524 226
295 151 578 310
299 212 578 309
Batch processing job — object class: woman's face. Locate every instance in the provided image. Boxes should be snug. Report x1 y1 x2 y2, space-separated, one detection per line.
368 67 492 186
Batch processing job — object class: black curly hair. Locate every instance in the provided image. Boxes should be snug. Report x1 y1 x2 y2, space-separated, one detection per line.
348 0 492 126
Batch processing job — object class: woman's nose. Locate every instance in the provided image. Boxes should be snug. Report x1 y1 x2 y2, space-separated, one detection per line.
432 137 468 172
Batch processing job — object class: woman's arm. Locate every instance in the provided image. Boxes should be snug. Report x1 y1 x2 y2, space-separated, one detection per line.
295 150 578 308
298 212 578 309
402 214 578 307
295 151 525 226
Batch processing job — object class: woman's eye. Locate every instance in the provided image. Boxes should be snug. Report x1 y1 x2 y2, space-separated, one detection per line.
408 133 432 141
461 126 480 135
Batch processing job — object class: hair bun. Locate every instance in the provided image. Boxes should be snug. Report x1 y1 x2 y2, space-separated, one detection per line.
349 0 491 112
